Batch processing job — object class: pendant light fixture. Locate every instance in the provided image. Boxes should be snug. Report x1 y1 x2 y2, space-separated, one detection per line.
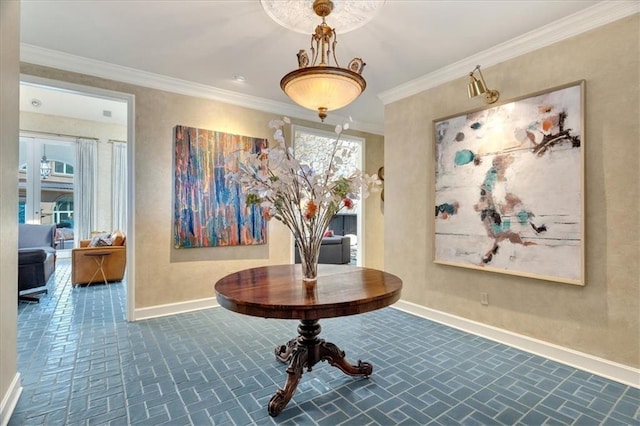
279 0 366 122
40 148 51 180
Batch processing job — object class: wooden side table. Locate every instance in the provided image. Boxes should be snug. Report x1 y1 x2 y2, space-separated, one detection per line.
81 251 112 286
215 264 402 416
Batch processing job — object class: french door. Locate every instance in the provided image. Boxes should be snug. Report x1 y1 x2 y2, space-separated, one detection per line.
18 136 75 231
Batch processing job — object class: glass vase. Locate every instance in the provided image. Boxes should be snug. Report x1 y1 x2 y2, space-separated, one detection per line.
298 238 322 284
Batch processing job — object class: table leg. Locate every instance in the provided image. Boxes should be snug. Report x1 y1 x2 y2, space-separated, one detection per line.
318 341 373 377
87 255 109 286
269 319 373 417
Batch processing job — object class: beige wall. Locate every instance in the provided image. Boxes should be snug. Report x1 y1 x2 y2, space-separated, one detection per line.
384 15 639 368
0 0 20 418
363 133 384 270
20 112 127 233
20 63 384 308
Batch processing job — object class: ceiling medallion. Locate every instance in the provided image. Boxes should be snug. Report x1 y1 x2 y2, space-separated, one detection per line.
261 0 384 35
270 0 376 121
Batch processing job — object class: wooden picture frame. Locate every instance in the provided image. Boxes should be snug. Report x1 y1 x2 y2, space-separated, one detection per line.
433 81 585 285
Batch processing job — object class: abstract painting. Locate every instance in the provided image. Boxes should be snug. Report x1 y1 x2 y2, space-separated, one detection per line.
174 125 267 248
433 81 585 284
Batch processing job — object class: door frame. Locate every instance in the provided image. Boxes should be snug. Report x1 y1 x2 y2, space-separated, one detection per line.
20 74 136 322
290 124 366 265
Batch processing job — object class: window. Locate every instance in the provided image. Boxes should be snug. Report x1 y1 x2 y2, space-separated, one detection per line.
18 201 26 224
293 130 360 180
53 160 74 176
53 196 74 225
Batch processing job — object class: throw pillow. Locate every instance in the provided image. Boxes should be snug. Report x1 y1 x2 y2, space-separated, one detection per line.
323 229 334 238
88 233 112 247
95 237 113 247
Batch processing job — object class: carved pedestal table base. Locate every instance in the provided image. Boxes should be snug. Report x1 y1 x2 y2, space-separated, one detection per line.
214 265 402 417
269 319 372 416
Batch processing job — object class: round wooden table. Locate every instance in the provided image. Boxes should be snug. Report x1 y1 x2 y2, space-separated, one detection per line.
215 264 402 416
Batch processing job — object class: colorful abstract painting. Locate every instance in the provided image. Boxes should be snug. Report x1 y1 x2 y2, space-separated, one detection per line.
433 81 585 284
174 125 267 248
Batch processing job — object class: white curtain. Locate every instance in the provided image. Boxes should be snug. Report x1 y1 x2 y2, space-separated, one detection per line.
74 138 97 242
111 141 127 233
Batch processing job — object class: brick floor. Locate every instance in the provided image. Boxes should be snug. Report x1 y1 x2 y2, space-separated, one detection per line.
11 259 639 425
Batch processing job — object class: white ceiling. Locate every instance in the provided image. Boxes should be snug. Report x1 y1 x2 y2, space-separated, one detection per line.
20 83 128 126
19 0 611 132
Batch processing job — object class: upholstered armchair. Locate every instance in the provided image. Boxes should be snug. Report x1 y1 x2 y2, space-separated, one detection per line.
71 231 126 286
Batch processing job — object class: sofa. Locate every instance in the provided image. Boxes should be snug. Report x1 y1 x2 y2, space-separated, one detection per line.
18 223 57 301
72 230 126 286
294 235 351 265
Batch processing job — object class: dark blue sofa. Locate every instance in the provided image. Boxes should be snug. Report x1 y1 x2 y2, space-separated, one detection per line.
18 223 56 301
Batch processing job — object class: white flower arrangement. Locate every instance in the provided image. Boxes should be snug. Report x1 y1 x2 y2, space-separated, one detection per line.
226 117 379 279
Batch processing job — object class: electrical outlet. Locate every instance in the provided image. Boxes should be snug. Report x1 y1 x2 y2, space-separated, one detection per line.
480 292 489 306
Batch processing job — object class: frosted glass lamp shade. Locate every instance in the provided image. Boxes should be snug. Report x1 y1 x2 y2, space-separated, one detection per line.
281 66 366 121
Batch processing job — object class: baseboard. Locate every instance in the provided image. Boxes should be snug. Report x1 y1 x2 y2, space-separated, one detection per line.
134 297 219 321
0 373 22 426
393 300 640 389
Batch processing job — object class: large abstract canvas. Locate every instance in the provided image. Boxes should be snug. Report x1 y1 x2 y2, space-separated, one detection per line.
433 81 585 284
174 125 267 248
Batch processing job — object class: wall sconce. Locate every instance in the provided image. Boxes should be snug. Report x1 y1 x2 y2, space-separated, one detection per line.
467 65 499 104
377 166 384 202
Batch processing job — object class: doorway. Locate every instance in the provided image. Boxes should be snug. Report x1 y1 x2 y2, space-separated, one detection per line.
19 136 76 255
292 125 366 266
19 75 135 320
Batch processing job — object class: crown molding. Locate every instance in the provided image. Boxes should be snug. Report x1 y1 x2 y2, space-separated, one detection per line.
379 0 640 105
20 44 384 135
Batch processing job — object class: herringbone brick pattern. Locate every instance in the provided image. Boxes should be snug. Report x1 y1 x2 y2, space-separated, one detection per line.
11 260 639 425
